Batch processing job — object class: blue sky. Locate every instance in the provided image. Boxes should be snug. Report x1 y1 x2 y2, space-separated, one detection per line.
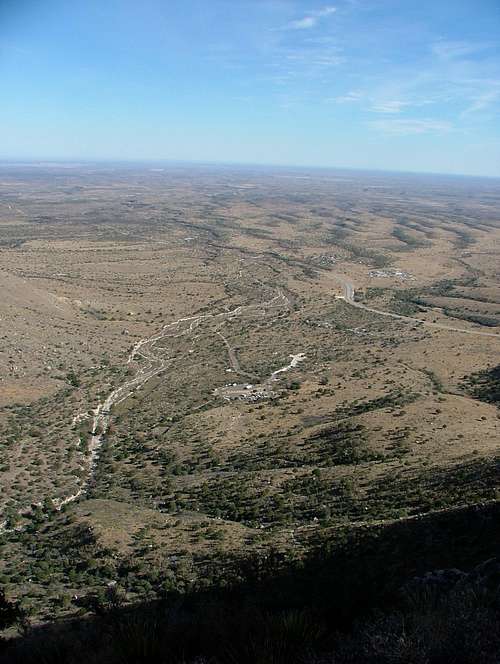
1 0 499 175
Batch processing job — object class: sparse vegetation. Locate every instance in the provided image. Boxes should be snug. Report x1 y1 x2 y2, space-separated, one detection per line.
1 165 499 660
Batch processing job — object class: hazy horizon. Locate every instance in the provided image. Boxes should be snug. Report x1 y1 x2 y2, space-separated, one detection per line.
1 157 499 181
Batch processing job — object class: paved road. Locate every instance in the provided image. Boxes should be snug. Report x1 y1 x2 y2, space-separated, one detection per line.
333 274 500 339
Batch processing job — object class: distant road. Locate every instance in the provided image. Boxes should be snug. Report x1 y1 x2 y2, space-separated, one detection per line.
333 274 500 339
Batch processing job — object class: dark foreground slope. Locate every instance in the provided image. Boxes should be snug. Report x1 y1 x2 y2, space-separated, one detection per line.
3 500 500 664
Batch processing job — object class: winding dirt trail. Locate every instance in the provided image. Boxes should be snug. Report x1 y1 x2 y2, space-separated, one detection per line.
1 288 290 530
54 288 290 509
0 287 291 532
